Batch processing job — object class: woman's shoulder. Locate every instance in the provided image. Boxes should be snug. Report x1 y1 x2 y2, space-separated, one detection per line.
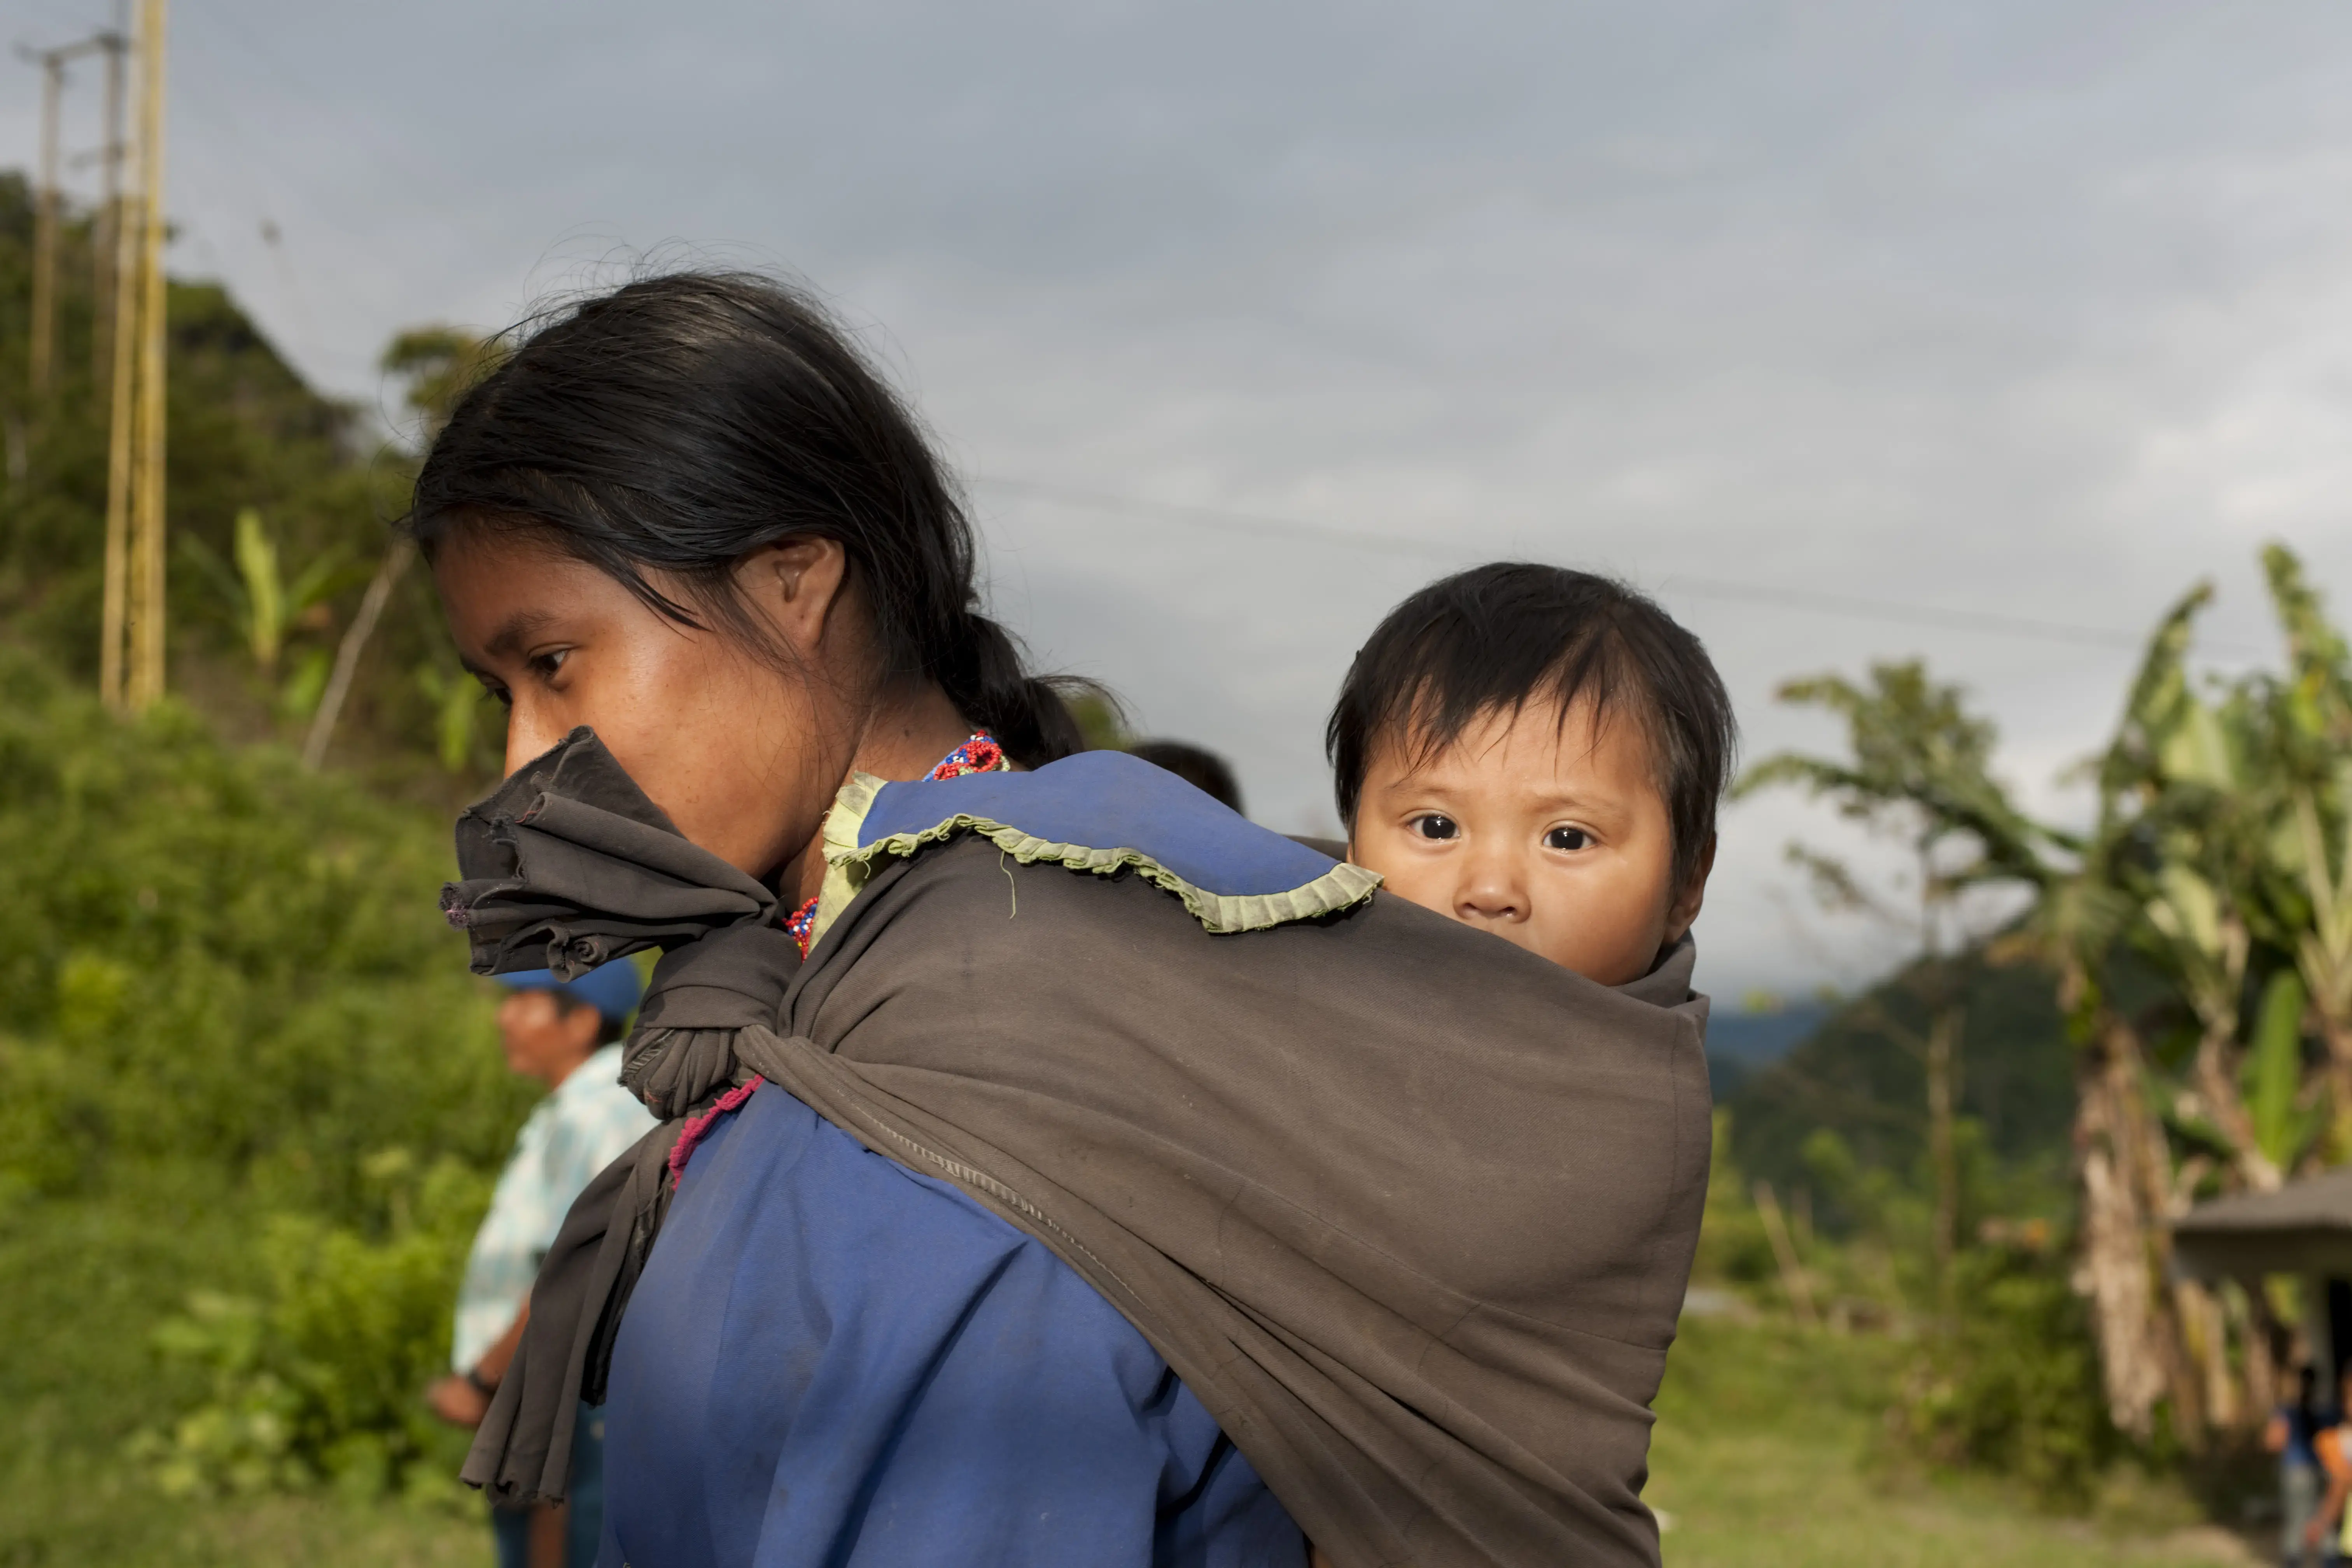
817 749 1379 942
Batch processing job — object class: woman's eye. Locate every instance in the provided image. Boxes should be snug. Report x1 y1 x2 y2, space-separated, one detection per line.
1410 814 1458 842
474 676 513 709
528 648 571 681
1545 826 1591 852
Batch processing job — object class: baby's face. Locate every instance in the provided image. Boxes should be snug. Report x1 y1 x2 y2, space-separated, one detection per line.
1349 698 1708 985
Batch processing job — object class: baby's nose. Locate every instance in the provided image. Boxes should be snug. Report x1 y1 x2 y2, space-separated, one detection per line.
1454 864 1527 924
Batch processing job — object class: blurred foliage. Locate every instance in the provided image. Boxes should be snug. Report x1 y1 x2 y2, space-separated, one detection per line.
131 1154 489 1500
1068 687 1132 751
1899 1233 2119 1508
1739 659 2067 900
0 648 530 1208
378 326 509 443
1697 1109 2112 1509
0 648 532 1548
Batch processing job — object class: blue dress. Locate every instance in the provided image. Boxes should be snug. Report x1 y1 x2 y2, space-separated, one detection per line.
597 1082 1308 1567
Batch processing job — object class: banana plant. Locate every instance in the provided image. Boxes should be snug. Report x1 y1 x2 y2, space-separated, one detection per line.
2139 850 2277 1191
1743 549 2352 1441
231 509 362 679
183 509 368 684
2291 788 2352 1140
2246 970 2324 1175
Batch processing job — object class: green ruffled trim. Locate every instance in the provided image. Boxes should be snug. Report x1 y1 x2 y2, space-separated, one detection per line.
808 770 1379 945
807 772 887 951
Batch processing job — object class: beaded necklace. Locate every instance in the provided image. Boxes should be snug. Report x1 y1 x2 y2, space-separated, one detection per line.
782 731 1009 959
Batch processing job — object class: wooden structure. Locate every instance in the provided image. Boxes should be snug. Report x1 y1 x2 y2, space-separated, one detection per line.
2174 1169 2352 1388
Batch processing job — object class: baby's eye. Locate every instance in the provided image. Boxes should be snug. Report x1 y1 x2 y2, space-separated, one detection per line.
1410 813 1459 842
1544 826 1591 852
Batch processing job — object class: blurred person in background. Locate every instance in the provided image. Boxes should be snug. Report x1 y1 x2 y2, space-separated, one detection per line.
2302 1362 2352 1564
2272 1363 2333 1567
1127 739 1246 816
427 959 650 1568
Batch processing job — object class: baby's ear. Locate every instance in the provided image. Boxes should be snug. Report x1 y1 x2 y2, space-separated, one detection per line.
1665 832 1717 940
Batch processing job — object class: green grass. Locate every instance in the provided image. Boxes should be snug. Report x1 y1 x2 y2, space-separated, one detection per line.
1650 1318 2261 1567
0 1468 481 1568
0 1194 2268 1566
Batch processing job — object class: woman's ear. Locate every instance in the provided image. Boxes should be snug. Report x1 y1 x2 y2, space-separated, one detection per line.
1663 831 1717 943
735 537 852 659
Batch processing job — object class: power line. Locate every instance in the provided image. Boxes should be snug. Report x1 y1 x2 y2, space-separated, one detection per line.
971 475 2227 656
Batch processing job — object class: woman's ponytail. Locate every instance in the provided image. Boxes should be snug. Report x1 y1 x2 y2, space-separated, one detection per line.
935 609 1090 768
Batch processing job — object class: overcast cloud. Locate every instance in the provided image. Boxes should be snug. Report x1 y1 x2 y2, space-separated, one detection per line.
10 0 2352 1000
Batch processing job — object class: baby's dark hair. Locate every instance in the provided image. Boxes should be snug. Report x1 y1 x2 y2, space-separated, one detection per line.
1325 563 1736 889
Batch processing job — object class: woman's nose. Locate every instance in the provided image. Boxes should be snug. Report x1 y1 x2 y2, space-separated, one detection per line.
503 702 566 780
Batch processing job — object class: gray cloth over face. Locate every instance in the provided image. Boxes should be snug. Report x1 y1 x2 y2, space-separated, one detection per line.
445 730 1712 1567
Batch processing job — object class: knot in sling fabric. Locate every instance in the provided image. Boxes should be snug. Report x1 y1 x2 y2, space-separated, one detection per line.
442 727 780 975
441 727 802 1118
441 729 802 1505
444 730 1712 1568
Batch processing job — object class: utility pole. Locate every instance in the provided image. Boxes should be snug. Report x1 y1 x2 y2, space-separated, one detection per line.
98 122 138 710
25 50 63 398
122 0 168 711
94 25 128 388
18 32 128 402
99 3 161 710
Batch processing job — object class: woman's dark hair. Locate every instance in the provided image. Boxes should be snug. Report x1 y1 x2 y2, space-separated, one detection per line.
1325 562 1737 891
406 271 1085 765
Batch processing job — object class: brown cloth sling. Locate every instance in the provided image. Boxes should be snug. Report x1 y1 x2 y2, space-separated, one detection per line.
449 730 1711 1567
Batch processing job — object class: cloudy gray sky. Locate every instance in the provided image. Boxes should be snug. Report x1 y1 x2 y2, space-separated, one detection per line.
10 0 2352 1001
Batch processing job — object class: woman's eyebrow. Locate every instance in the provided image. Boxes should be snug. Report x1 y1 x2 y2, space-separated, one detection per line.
482 610 561 661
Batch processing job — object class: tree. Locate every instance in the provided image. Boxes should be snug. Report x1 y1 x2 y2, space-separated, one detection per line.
300 326 507 772
1739 662 2060 1332
377 325 507 447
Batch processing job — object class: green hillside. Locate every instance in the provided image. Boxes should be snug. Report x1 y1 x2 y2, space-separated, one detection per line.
0 171 495 795
1726 949 2077 1222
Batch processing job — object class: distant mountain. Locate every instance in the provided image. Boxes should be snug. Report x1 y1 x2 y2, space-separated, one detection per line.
1704 1004 1832 1099
1720 950 2075 1223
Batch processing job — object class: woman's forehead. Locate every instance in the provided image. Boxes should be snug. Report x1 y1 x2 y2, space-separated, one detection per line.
434 532 639 650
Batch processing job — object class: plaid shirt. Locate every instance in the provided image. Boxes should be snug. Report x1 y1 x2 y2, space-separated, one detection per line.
451 1042 656 1372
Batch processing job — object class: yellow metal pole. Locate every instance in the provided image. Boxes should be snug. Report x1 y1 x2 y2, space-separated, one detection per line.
28 53 62 398
125 0 168 711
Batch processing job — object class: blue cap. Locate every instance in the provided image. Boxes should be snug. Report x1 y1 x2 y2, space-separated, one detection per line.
495 959 644 1024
